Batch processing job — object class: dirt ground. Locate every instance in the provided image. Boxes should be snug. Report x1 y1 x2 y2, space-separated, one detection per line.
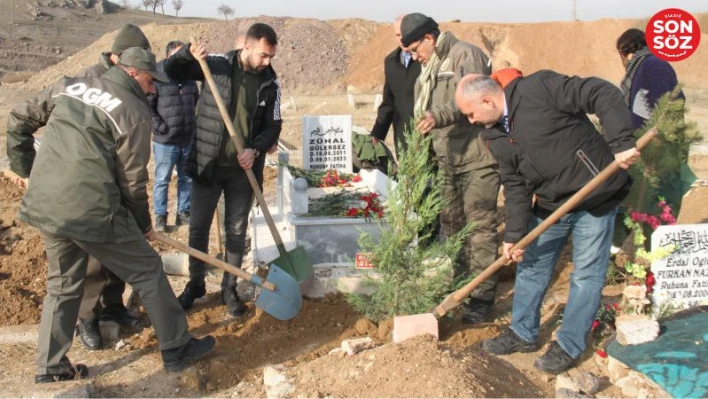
0 177 47 325
4 159 708 396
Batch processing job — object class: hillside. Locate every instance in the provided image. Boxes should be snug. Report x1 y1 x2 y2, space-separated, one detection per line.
5 12 708 95
0 0 212 81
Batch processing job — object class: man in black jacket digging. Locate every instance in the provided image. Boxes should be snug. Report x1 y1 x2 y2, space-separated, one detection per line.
165 23 282 317
150 40 199 231
455 72 640 373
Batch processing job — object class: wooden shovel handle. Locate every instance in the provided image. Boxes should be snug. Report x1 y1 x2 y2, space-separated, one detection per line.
155 233 275 291
434 128 658 317
189 37 289 258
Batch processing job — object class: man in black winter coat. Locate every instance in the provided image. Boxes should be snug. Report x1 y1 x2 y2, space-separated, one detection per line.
455 72 640 374
164 23 282 317
370 14 421 154
150 40 199 231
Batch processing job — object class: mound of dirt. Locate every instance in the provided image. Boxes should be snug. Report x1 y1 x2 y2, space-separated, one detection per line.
125 293 380 392
19 17 382 94
343 19 708 91
272 335 542 398
14 15 708 96
0 176 47 325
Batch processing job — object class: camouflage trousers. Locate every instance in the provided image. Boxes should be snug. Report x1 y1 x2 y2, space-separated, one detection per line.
440 165 500 301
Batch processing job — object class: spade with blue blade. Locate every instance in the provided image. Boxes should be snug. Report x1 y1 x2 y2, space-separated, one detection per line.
156 234 301 321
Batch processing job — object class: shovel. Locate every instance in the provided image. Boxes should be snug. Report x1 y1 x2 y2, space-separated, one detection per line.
155 233 302 321
394 128 658 338
190 37 313 283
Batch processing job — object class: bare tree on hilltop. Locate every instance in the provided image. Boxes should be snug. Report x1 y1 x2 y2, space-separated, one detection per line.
144 0 160 14
217 4 234 21
172 0 183 16
159 0 166 14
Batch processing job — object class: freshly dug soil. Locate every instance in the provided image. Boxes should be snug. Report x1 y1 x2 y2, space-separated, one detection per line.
127 292 380 392
0 175 47 325
275 335 543 398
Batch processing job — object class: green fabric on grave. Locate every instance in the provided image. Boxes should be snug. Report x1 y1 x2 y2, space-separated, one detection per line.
607 306 708 398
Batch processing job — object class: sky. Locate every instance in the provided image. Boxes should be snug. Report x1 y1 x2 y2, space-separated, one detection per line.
158 0 708 23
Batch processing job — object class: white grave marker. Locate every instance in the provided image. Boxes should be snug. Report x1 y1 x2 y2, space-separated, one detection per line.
302 115 352 173
650 224 708 313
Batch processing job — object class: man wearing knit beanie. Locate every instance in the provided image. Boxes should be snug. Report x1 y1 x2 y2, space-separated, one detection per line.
402 12 501 325
72 23 151 351
77 23 151 78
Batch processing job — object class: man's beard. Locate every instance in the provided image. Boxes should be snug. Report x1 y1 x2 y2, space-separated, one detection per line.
245 56 266 72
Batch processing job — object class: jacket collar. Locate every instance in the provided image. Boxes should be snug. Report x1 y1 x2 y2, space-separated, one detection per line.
434 32 458 60
503 76 523 122
100 52 114 70
102 67 149 105
482 124 510 140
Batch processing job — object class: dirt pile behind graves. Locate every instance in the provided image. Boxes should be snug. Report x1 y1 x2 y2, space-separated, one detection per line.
16 15 708 96
343 18 708 92
19 16 382 93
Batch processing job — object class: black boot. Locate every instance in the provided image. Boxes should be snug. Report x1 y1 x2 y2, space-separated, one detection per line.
482 328 539 355
177 279 206 310
461 298 494 324
175 211 190 226
162 336 216 372
221 286 246 317
35 363 89 383
221 273 246 317
100 305 139 326
534 341 578 374
77 318 102 351
155 215 167 232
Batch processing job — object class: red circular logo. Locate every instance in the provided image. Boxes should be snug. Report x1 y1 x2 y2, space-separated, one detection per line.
646 8 701 62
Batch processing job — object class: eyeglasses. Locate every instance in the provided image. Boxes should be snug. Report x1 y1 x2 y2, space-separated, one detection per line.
408 40 424 55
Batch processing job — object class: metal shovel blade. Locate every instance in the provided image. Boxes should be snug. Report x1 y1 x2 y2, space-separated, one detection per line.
271 245 313 283
255 264 303 321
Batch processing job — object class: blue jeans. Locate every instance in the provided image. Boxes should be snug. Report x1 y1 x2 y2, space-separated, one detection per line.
510 207 617 358
153 142 191 216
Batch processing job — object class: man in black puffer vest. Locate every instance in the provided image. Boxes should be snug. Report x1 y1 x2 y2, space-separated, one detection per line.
149 40 199 232
164 23 282 317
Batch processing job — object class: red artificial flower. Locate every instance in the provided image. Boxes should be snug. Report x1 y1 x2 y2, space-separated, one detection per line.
645 271 656 294
346 208 359 217
630 211 641 222
376 210 383 218
647 216 661 230
595 349 608 358
352 174 362 183
591 320 600 331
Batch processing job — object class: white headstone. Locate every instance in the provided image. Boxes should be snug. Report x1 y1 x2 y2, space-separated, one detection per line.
650 224 708 313
302 115 353 173
347 93 356 108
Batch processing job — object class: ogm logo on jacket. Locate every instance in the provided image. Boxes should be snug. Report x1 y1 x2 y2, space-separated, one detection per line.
62 83 122 112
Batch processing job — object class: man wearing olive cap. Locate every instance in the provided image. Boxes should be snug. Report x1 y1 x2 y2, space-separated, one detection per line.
6 47 215 382
72 23 152 350
78 23 152 78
